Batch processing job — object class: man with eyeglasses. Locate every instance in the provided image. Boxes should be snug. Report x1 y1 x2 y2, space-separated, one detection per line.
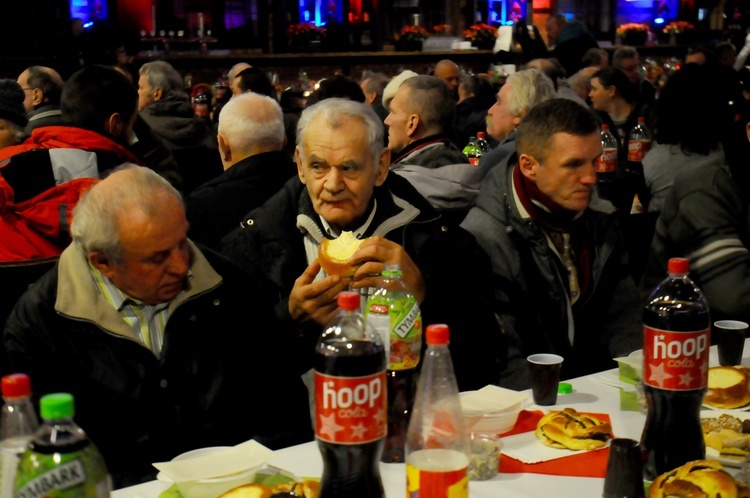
16 66 64 134
612 46 656 107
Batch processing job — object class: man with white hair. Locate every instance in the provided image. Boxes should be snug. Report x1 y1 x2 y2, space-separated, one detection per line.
186 92 296 247
479 68 556 173
4 165 311 487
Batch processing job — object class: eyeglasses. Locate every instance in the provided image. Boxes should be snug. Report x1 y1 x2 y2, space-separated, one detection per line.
20 87 36 92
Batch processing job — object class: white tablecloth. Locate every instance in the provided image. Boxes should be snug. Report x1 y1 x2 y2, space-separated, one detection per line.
113 340 745 498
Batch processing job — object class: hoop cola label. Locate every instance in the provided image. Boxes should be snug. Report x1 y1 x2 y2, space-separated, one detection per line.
628 139 650 162
597 148 617 173
314 371 386 444
643 326 710 390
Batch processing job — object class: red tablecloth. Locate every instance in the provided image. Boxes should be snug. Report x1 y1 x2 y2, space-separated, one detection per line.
498 410 611 478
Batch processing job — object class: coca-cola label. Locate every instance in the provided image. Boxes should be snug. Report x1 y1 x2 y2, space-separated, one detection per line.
597 148 617 173
314 371 386 444
643 326 709 390
627 139 651 162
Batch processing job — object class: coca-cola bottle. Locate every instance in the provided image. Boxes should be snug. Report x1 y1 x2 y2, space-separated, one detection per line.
627 117 651 163
476 132 491 154
597 124 618 178
314 291 386 497
365 263 422 463
641 257 710 480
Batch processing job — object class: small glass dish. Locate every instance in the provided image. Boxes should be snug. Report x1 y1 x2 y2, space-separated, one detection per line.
467 433 501 481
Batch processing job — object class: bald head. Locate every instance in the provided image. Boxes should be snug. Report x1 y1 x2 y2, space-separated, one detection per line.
434 60 461 98
217 92 285 169
18 66 64 111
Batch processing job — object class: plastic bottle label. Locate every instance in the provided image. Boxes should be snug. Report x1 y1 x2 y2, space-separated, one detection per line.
366 298 422 371
468 157 479 166
406 449 469 498
314 371 386 444
643 326 709 390
597 148 617 173
627 139 651 162
14 450 110 498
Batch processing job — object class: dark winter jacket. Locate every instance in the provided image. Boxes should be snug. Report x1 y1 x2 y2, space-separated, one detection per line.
3 242 312 488
461 154 642 389
220 174 506 391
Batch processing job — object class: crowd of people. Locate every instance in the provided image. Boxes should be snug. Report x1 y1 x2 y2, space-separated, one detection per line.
1 14 750 489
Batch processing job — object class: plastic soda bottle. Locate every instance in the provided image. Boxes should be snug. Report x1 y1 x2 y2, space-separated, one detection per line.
640 258 709 480
476 132 491 154
0 374 39 498
597 124 618 175
14 393 111 498
627 117 652 163
462 137 481 166
314 291 386 498
366 263 422 463
406 324 469 498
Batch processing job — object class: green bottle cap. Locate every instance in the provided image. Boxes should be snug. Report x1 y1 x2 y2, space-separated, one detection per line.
40 393 75 420
381 262 402 277
557 383 573 394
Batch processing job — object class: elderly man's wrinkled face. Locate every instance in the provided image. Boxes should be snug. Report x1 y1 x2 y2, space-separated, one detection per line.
521 131 600 212
486 82 521 143
384 85 414 154
97 195 191 305
137 74 158 110
296 115 389 231
617 56 640 84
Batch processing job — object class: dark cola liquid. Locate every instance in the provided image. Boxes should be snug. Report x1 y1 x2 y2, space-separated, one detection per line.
382 368 418 463
314 339 386 498
641 301 709 481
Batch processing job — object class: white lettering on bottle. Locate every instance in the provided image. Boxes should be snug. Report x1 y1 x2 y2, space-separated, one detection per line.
14 459 86 498
394 303 420 339
652 334 707 360
322 378 383 409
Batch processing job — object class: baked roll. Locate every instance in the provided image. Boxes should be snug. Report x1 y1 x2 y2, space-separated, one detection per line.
535 407 611 450
649 459 750 498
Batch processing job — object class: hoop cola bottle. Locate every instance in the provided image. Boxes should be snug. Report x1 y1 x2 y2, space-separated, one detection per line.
640 258 710 480
597 124 618 178
627 117 651 163
314 291 386 498
366 263 422 463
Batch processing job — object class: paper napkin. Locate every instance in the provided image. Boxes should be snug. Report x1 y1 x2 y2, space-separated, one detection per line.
153 440 275 482
460 385 529 416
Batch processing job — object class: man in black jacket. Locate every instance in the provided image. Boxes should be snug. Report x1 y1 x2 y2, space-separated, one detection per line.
221 98 505 391
4 166 311 488
186 92 296 248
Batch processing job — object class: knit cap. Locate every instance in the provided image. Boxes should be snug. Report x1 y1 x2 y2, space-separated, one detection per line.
382 70 418 112
0 80 28 127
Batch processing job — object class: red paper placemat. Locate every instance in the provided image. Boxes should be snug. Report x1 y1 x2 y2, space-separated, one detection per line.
498 410 610 477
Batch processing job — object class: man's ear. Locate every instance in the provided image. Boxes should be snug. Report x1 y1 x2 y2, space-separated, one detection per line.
154 87 163 101
89 251 115 279
406 114 420 138
32 88 43 107
217 134 232 163
106 113 123 138
518 153 539 181
374 147 390 187
745 122 750 143
295 146 306 184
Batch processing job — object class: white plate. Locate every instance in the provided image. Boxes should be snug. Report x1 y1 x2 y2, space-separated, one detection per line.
701 410 750 467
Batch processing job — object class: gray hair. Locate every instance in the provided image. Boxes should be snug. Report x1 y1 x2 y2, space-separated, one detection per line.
612 46 639 68
138 61 187 100
71 164 183 264
297 98 383 164
400 75 455 134
218 92 284 154
505 69 557 119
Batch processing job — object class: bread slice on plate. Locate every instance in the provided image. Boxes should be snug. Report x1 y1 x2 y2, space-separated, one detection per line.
705 367 750 410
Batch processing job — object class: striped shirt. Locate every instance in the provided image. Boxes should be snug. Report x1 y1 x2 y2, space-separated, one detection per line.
89 264 170 356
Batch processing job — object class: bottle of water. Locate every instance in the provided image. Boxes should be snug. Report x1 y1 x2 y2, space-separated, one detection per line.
476 132 491 154
366 263 422 463
14 393 111 497
0 374 38 498
406 324 469 497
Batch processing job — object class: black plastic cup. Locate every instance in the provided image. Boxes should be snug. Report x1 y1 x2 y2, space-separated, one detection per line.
715 320 748 366
603 438 645 498
527 354 564 406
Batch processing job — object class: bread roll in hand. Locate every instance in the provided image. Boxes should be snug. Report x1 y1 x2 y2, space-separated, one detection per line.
318 231 367 277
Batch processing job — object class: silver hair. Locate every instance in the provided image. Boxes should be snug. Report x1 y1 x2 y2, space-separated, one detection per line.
505 68 557 119
218 92 284 154
612 46 639 67
296 98 383 165
138 61 187 100
71 164 183 264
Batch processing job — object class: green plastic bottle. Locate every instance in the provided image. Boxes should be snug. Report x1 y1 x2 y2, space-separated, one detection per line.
365 263 422 463
14 393 111 498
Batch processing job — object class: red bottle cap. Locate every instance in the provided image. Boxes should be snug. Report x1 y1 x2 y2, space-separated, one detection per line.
426 324 450 345
477 132 485 139
638 116 645 124
337 291 361 311
668 257 689 275
602 124 609 131
1 373 31 398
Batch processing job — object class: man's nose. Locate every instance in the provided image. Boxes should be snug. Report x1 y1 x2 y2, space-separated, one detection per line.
167 249 190 276
581 163 597 185
324 168 345 191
